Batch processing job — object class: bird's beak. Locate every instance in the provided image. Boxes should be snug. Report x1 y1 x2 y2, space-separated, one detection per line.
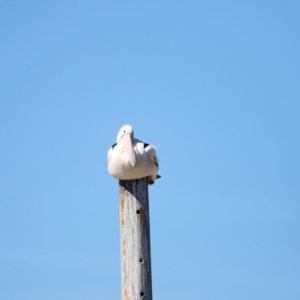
122 133 135 167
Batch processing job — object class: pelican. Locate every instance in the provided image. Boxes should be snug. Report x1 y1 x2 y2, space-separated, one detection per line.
107 125 161 184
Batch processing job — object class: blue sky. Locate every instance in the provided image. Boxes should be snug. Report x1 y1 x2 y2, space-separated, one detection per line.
1 1 299 299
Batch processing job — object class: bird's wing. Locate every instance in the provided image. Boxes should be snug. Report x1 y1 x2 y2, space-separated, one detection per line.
107 147 112 162
107 143 117 162
144 144 159 167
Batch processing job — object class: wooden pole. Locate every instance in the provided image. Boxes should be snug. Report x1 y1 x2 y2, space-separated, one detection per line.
119 178 153 300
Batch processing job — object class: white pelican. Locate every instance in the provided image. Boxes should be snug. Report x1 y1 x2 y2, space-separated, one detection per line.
107 125 161 184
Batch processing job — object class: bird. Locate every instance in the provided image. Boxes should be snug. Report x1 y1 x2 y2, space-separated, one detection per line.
107 125 161 184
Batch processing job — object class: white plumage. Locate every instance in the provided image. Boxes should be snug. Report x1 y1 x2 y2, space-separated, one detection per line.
107 125 160 184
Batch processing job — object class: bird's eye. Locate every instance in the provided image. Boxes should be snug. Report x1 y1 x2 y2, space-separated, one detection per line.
123 130 126 133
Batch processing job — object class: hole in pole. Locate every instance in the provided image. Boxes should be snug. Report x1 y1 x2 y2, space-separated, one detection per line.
136 209 141 214
139 258 143 263
140 291 145 297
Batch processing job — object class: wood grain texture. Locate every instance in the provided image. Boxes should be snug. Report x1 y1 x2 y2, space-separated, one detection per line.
119 178 152 300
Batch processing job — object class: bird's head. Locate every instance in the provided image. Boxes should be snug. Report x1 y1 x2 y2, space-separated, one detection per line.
117 125 134 142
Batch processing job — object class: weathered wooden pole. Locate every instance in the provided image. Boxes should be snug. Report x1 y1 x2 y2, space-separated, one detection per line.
119 178 152 300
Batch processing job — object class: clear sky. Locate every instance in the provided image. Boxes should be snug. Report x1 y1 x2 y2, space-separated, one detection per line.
1 1 299 299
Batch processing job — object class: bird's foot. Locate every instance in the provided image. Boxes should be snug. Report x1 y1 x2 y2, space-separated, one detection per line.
147 174 161 185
